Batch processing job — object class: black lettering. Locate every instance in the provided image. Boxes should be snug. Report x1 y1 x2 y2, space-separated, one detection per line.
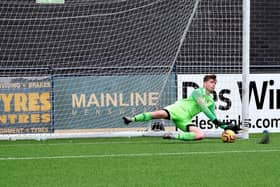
247 121 252 128
182 82 199 98
269 89 274 109
256 119 262 128
271 118 280 128
237 81 243 101
277 90 280 109
249 81 268 109
199 120 207 129
212 91 218 102
262 119 270 128
218 89 231 110
207 120 214 129
191 116 198 125
269 80 274 109
192 117 215 130
242 117 251 128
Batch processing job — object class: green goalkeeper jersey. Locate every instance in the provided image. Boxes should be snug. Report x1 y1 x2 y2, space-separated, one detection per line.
186 87 216 120
164 87 216 131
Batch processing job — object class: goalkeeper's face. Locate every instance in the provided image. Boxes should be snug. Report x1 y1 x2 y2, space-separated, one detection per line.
203 79 217 93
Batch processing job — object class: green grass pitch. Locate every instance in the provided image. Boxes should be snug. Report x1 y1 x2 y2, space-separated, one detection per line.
0 133 279 187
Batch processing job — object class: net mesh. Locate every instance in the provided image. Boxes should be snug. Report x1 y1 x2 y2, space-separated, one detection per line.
176 0 243 134
0 0 245 138
0 0 198 134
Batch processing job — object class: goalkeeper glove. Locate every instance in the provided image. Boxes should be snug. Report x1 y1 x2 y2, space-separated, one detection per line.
212 119 224 127
224 122 242 134
212 119 242 134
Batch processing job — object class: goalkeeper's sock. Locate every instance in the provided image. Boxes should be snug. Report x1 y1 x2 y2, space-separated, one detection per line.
175 132 195 141
133 112 152 122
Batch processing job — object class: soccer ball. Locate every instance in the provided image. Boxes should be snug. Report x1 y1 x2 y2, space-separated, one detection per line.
221 130 236 143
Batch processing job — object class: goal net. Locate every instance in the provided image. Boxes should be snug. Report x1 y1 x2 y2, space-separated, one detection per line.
176 0 247 138
0 0 248 140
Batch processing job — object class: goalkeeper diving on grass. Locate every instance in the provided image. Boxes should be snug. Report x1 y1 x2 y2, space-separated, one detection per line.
122 74 242 141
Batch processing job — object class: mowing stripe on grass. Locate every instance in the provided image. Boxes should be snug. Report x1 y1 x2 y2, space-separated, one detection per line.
0 149 279 161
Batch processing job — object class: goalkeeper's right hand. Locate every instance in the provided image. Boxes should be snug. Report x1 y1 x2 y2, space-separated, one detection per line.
224 122 242 134
212 119 242 134
212 119 224 127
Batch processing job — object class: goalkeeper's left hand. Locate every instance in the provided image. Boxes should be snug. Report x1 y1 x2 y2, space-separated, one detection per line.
224 122 242 134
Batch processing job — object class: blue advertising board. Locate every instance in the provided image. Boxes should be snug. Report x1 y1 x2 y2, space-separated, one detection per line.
54 75 176 129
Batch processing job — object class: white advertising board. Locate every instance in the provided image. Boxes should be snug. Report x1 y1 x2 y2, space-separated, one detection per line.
177 74 280 133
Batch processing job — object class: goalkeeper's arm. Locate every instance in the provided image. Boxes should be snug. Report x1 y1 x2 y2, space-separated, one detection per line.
191 89 217 121
210 119 242 134
210 118 242 134
192 89 241 133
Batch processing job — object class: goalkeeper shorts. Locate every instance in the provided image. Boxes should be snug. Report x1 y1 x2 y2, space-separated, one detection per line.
164 103 193 132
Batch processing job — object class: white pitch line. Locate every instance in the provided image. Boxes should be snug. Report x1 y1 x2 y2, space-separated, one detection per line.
0 140 210 147
0 140 166 147
0 138 256 147
0 149 279 161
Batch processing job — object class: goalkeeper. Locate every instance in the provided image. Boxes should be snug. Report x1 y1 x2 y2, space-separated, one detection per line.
122 74 242 141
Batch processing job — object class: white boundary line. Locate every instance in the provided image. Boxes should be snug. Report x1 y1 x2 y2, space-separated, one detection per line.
0 137 260 147
0 130 246 141
0 141 159 147
0 149 279 161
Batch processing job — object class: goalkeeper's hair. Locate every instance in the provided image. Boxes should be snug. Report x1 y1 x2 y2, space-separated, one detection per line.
203 74 216 82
